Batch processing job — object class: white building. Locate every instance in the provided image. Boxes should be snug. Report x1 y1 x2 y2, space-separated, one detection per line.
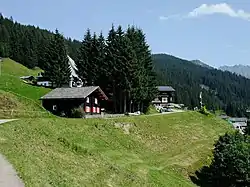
32 55 83 88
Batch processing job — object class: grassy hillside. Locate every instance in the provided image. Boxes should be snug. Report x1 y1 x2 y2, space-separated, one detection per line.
0 58 51 118
0 112 232 186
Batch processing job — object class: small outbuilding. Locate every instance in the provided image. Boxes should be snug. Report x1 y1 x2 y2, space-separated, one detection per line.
40 86 108 116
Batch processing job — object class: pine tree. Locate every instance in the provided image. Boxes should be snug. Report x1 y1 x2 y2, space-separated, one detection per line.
105 24 119 113
126 26 157 112
76 29 92 85
43 29 70 87
90 32 101 84
95 32 108 88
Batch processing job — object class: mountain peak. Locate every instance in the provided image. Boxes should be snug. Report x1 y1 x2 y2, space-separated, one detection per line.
191 59 213 69
219 64 250 79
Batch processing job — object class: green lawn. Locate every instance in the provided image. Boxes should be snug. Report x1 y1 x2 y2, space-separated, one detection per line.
0 58 51 118
0 112 233 186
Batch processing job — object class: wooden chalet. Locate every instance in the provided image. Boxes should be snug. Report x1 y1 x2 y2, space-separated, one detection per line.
152 86 175 107
40 86 108 116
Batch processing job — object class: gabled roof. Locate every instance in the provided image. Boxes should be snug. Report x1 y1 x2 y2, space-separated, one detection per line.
40 86 108 100
20 75 34 79
157 86 175 92
228 117 248 122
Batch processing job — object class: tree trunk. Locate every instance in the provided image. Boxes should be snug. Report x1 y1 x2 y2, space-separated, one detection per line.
141 102 144 113
128 91 132 113
112 81 117 113
119 90 123 114
124 91 127 113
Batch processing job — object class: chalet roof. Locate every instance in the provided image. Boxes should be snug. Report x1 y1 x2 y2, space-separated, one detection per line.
228 117 248 122
157 86 175 92
40 86 108 100
20 75 34 79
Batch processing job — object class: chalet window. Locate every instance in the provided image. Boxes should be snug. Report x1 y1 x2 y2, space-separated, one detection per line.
52 105 57 111
162 97 168 103
86 97 89 103
95 98 98 104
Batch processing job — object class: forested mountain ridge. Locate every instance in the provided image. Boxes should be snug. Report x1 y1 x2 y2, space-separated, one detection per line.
153 53 250 117
220 64 250 79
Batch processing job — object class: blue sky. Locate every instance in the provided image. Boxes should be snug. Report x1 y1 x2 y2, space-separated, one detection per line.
1 0 250 67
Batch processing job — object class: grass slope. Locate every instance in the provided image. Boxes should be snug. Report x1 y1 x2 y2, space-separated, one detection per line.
0 112 232 186
0 58 51 118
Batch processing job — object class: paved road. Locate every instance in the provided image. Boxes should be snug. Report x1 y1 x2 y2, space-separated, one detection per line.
0 119 24 187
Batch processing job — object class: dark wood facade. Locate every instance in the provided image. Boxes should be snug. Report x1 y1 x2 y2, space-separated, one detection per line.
42 92 102 116
41 86 108 117
152 86 175 107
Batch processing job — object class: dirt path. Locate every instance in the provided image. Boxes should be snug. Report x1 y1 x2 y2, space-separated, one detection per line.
0 119 24 187
146 110 184 116
104 110 185 119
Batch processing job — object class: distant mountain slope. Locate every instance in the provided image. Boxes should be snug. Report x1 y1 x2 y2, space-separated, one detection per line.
191 59 213 69
152 53 250 117
220 65 250 79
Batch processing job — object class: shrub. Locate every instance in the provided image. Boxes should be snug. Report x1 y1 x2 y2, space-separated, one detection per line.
192 132 250 187
199 106 210 116
71 107 85 118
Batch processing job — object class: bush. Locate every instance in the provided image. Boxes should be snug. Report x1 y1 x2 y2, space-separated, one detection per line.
145 105 158 115
71 107 85 118
199 106 210 116
192 132 250 187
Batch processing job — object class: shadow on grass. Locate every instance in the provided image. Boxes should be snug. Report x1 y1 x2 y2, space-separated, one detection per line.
189 166 213 187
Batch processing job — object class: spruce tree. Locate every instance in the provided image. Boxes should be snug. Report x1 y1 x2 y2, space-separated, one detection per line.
113 25 137 113
43 29 70 87
95 32 108 88
136 28 157 111
126 26 157 112
105 24 119 112
90 32 101 84
76 29 92 86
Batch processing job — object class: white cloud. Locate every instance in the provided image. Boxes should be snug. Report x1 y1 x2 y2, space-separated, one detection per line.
188 3 250 20
160 3 250 21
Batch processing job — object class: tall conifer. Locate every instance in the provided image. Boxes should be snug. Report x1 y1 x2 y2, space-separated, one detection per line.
43 29 70 87
75 29 92 85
